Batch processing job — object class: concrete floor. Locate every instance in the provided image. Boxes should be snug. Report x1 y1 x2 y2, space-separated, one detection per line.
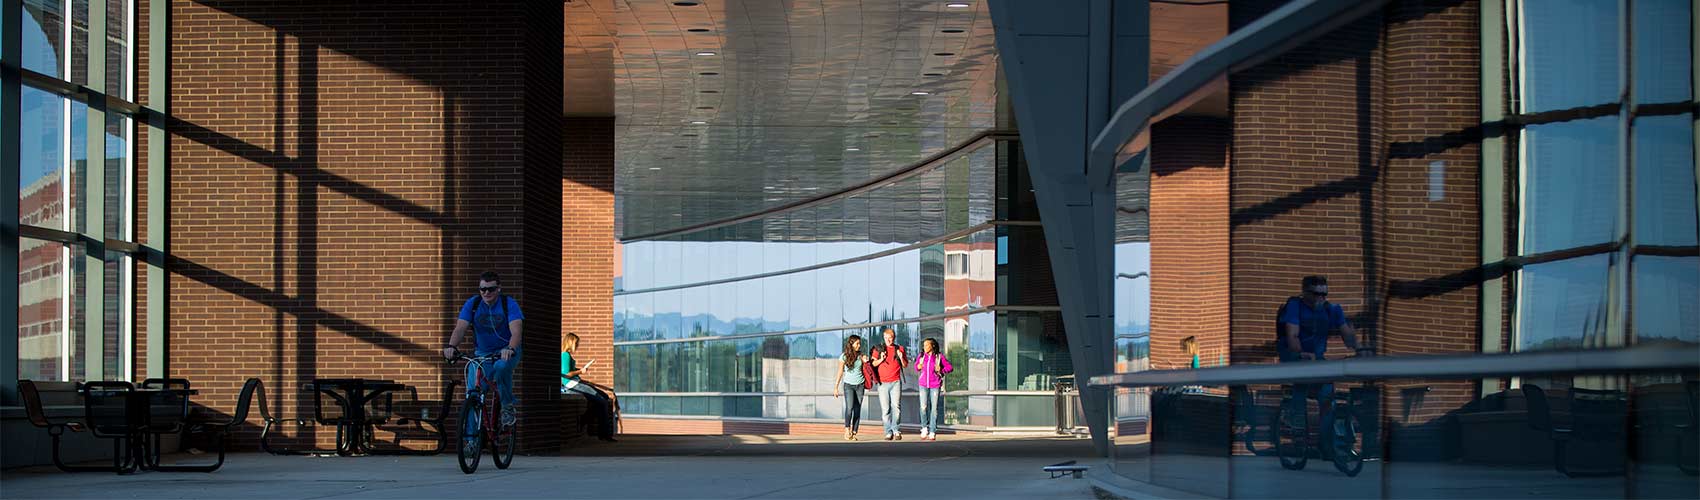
0 434 1103 499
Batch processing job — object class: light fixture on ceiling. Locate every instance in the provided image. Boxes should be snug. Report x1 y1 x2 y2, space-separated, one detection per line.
941 28 966 34
690 120 708 125
687 28 712 33
910 91 931 96
802 187 820 191
649 167 663 170
923 72 944 77
673 1 699 6
699 72 719 76
700 90 719 93
696 106 715 110
845 147 860 151
696 51 718 56
946 2 971 8
934 52 956 56
681 133 699 137
765 198 781 202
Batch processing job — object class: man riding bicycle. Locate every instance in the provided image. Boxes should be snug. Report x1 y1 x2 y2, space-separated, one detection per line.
1277 275 1367 449
442 271 524 428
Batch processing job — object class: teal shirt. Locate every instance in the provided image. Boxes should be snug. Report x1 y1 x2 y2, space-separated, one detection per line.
561 351 579 387
841 360 865 386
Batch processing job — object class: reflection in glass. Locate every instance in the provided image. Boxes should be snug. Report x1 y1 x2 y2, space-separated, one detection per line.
1633 0 1692 104
106 0 132 99
1522 118 1621 254
1633 256 1699 346
21 86 68 231
18 239 68 381
1516 254 1612 351
1519 0 1621 113
23 0 67 79
1633 114 1697 247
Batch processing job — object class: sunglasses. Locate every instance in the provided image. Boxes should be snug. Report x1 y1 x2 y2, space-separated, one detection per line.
479 286 500 293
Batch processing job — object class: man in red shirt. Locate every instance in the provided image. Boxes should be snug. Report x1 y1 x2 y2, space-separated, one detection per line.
870 327 908 440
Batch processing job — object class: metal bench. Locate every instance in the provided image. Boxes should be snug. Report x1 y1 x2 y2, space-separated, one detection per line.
1043 460 1089 479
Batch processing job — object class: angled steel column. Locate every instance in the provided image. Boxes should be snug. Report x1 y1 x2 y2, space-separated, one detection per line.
989 0 1147 455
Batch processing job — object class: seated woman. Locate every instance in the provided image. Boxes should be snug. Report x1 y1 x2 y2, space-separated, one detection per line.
561 333 618 442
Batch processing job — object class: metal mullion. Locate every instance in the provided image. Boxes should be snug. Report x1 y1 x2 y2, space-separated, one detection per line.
84 0 108 382
145 0 169 379
1479 0 1508 395
2 0 23 404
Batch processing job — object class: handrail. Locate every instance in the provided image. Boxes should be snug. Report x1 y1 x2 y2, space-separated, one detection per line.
1088 345 1700 388
620 130 1019 243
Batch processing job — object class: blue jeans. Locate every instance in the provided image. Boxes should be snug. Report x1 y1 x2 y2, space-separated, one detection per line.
467 347 520 409
917 386 942 434
877 382 903 435
1278 351 1334 436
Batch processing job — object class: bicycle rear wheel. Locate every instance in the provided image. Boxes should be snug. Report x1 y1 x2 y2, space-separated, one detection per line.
457 396 483 474
491 396 516 469
1331 408 1364 477
1274 397 1309 470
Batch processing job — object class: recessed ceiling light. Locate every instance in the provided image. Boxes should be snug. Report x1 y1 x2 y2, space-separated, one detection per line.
865 134 881 138
673 2 699 6
696 51 718 56
803 187 820 191
690 120 708 125
695 106 715 110
700 90 719 93
946 2 971 8
672 213 682 216
911 91 931 95
649 167 663 170
699 72 719 76
941 29 966 34
933 52 956 56
763 186 776 189
765 198 781 202
687 28 712 33
846 147 860 151
923 72 944 77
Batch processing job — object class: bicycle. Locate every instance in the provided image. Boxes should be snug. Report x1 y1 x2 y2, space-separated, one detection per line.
450 351 515 474
1274 352 1372 477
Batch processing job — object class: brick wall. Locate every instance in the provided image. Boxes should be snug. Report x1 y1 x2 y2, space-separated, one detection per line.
1379 0 1482 460
1149 117 1231 371
1228 0 1385 365
164 0 562 451
563 117 616 390
1226 0 1484 460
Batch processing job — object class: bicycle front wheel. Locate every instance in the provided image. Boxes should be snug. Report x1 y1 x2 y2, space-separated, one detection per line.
1331 408 1364 477
1274 398 1309 471
491 397 516 469
457 397 483 474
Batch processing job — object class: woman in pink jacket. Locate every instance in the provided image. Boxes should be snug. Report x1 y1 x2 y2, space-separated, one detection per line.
914 338 954 441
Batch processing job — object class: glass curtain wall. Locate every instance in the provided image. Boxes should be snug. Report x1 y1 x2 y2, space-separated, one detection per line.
11 0 138 383
614 140 1061 427
1511 0 1698 353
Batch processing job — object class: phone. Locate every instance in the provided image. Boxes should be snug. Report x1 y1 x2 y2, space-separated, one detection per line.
581 359 595 369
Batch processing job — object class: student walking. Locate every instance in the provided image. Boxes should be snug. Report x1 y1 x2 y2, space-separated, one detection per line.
833 334 873 440
914 338 954 441
870 328 908 440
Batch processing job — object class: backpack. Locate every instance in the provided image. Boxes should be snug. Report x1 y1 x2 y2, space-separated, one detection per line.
871 344 905 383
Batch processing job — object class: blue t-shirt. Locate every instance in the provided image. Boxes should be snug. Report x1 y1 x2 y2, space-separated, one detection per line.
459 295 524 353
1277 297 1345 357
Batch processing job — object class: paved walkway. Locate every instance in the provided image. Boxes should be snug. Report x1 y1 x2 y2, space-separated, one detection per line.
1 435 1102 499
